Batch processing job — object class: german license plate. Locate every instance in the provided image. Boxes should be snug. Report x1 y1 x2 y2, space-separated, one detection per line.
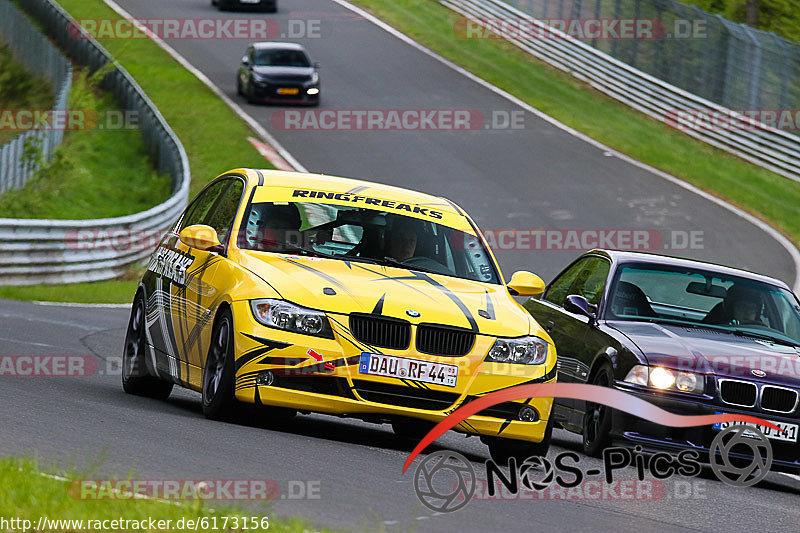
277 88 299 95
713 414 798 443
358 352 458 387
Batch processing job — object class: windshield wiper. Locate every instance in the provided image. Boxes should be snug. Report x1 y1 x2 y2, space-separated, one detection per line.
264 242 382 266
376 256 443 276
731 329 800 347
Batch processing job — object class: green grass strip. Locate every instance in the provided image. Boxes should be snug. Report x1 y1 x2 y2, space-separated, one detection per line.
0 457 323 532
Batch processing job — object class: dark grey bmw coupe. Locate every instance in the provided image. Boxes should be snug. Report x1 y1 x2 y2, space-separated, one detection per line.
525 249 800 472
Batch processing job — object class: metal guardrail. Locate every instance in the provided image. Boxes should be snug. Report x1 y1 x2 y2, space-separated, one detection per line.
443 0 800 183
0 0 72 194
499 0 800 115
0 0 190 285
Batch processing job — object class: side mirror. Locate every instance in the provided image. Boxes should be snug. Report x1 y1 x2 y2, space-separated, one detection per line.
242 55 250 66
507 271 546 296
313 62 321 70
180 225 223 252
564 294 597 322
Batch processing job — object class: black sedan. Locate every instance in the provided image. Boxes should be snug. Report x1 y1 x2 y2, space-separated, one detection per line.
237 42 320 105
212 0 276 13
524 249 800 472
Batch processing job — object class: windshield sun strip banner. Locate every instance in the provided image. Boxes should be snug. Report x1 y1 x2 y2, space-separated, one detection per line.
252 187 474 233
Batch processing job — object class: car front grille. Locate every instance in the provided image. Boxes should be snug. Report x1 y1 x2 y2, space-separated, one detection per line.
719 380 758 407
349 314 411 350
761 386 798 413
352 380 460 411
416 324 475 356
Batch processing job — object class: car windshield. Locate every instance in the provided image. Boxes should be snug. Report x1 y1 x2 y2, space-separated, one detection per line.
253 49 311 68
237 201 500 284
606 263 800 345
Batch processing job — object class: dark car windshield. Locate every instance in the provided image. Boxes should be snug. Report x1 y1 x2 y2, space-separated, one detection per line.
606 264 800 345
253 49 311 68
237 201 500 284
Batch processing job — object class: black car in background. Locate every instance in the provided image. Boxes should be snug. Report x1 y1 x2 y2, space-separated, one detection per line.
524 250 800 472
237 42 320 105
212 0 276 13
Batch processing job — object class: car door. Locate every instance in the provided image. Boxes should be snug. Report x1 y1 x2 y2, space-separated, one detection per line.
524 255 611 430
172 177 245 388
147 177 244 388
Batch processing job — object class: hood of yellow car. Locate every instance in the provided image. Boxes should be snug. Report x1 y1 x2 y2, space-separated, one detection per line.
237 251 534 337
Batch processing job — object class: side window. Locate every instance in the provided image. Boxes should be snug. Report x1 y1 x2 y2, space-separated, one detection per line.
570 257 611 305
204 180 244 244
544 258 592 307
181 180 227 231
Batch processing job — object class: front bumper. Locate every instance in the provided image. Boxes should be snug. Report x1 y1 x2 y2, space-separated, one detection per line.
231 301 555 443
251 83 319 105
612 383 800 473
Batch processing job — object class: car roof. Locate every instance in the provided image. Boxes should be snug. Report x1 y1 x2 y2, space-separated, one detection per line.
251 42 307 51
246 169 465 215
588 249 791 290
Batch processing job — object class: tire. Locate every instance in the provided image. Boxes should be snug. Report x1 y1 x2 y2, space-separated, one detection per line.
202 308 238 420
486 417 553 465
236 76 243 96
391 418 436 442
582 363 615 457
122 293 173 399
246 81 257 104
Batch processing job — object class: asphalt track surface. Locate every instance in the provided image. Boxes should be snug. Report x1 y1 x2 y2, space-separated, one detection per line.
3 0 800 531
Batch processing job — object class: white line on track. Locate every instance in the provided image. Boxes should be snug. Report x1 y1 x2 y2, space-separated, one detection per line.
327 0 800 292
33 301 131 309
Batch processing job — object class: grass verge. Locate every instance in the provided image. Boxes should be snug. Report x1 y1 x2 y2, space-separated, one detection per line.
350 0 800 249
0 69 171 219
0 457 319 532
0 41 54 145
1 0 273 302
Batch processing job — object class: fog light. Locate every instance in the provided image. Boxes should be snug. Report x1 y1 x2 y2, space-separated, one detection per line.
518 406 539 422
256 371 275 386
307 87 320 95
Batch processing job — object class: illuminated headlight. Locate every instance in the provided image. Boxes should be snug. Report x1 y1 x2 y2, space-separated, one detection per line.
486 336 548 365
624 365 703 393
250 299 333 338
307 87 320 95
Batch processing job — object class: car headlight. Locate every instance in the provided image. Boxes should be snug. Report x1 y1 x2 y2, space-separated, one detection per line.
250 299 333 339
486 336 548 365
624 365 703 394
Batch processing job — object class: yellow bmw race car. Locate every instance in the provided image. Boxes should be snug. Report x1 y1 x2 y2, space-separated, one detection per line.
123 169 557 460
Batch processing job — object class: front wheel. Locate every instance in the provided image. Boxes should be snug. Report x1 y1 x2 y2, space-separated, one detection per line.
202 309 238 420
582 363 615 457
122 293 173 399
246 81 257 104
